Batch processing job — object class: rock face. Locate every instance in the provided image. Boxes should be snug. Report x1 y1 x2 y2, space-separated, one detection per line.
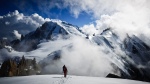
123 35 150 82
106 73 122 78
0 56 40 77
0 38 10 49
10 20 84 52
0 59 17 77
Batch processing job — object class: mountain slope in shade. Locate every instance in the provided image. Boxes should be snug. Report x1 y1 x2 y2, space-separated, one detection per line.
11 19 85 51
91 28 150 81
0 75 149 84
91 28 129 76
24 19 84 40
124 35 150 63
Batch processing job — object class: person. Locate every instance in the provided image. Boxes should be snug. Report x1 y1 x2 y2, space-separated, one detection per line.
63 65 68 78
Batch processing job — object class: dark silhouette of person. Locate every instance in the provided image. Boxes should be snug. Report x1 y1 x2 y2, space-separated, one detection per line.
63 65 68 78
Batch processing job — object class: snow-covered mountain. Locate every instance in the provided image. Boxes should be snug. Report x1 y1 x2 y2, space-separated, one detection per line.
1 19 150 82
10 19 85 51
24 19 84 40
124 35 150 63
90 28 150 81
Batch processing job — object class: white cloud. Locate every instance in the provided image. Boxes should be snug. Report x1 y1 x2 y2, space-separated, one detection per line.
80 24 98 35
13 30 21 39
5 21 10 25
64 0 150 41
0 10 50 40
63 0 119 18
60 36 113 76
1 35 114 77
64 0 150 18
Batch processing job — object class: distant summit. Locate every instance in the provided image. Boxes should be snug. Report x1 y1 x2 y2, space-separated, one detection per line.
10 20 84 51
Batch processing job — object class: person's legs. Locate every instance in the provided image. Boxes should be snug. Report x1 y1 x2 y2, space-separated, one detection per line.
64 71 67 77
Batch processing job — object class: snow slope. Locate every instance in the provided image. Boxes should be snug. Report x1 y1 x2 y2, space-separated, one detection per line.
0 75 149 84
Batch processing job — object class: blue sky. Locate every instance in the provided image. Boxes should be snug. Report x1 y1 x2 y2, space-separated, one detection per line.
0 0 94 27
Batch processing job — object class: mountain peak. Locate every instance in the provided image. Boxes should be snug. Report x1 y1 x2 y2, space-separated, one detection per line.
11 19 84 51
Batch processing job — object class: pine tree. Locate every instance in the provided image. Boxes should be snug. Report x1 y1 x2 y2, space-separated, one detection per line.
32 58 37 70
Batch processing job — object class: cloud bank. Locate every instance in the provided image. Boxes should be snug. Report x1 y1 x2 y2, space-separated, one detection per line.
1 36 114 77
41 36 115 76
64 0 150 41
0 10 50 40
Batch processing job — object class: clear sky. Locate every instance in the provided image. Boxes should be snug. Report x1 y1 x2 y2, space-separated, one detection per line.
0 0 95 27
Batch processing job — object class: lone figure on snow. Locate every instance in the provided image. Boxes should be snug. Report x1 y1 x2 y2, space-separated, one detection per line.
63 65 68 78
